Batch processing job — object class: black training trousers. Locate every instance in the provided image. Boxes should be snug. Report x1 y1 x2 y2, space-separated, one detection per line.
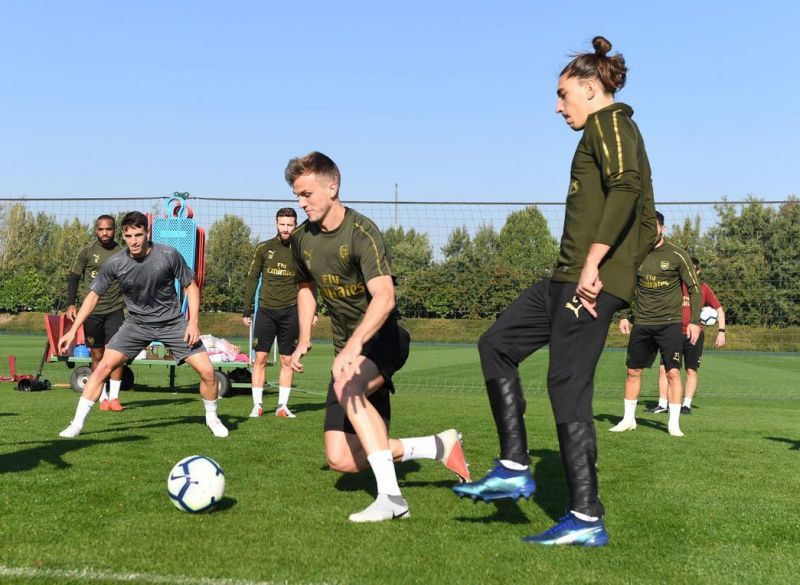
479 278 626 424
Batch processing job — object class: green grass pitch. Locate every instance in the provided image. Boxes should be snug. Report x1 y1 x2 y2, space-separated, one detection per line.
1 334 799 584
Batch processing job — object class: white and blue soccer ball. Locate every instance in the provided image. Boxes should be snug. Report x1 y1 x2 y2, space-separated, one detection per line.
699 306 718 326
167 455 225 513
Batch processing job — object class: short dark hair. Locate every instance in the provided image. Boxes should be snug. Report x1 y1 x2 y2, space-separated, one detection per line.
120 211 149 231
284 151 341 189
95 214 115 228
276 207 297 220
655 211 665 226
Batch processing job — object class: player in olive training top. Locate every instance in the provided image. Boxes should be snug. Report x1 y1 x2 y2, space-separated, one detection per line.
652 257 726 415
243 207 301 418
611 213 701 436
65 215 126 411
286 151 470 523
453 37 657 547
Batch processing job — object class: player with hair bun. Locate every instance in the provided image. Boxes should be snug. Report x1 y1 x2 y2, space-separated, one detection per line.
453 36 657 546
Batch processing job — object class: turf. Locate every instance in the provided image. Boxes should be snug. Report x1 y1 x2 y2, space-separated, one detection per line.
1 334 799 584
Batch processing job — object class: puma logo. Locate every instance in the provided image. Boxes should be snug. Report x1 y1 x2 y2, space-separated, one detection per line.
565 296 583 319
673 352 681 363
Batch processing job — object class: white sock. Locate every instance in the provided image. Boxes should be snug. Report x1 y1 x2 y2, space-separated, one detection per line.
252 387 263 406
400 436 437 462
278 386 291 406
108 379 121 401
499 459 529 471
99 382 109 402
203 398 220 423
623 399 638 420
668 403 682 428
658 397 668 409
73 397 95 427
571 510 599 522
683 397 692 408
367 450 401 496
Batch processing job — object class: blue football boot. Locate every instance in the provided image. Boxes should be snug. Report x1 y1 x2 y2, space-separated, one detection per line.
451 460 535 502
522 513 609 547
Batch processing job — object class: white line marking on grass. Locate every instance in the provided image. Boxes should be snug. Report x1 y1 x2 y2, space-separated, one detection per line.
0 565 337 585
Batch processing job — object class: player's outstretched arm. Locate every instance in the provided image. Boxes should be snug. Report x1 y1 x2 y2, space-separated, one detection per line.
291 282 317 372
183 282 201 345
58 291 100 353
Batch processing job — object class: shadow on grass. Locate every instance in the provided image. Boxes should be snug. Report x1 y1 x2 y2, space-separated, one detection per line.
530 448 570 522
210 497 237 512
0 412 18 417
69 414 248 436
333 461 423 496
594 412 667 432
765 436 800 450
0 434 146 474
454 499 531 525
122 397 196 409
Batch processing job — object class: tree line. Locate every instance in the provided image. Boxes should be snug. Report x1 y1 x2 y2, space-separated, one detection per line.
0 199 797 326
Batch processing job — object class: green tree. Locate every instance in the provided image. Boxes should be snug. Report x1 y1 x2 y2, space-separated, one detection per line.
203 215 255 312
383 226 434 318
703 199 774 326
497 206 559 284
668 214 703 256
763 198 800 326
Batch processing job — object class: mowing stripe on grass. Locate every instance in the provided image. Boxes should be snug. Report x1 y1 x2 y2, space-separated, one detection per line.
0 565 335 585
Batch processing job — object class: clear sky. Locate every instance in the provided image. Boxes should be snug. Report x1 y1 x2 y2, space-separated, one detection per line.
1 0 797 202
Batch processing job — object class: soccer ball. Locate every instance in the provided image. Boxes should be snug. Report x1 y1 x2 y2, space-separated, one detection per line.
699 306 718 326
167 455 225 513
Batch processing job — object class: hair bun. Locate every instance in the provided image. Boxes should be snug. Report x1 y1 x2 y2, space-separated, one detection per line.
592 36 612 57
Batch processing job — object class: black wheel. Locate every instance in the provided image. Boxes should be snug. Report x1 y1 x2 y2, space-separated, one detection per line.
121 366 135 390
228 367 251 383
70 366 93 393
214 370 231 398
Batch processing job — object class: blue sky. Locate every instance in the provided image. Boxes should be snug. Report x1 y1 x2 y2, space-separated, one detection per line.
1 0 797 202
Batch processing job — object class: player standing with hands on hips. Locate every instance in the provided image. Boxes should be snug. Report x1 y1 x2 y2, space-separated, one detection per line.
453 37 657 546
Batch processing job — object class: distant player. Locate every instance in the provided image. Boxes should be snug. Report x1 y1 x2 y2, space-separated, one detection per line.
286 151 470 523
65 215 126 411
243 207 303 418
610 212 701 436
453 36 657 546
57 211 228 438
649 257 726 415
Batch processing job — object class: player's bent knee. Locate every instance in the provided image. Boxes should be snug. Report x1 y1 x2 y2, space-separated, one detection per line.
627 368 643 378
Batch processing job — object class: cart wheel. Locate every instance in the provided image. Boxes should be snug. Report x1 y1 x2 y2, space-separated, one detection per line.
214 370 231 398
121 366 135 390
70 366 93 393
229 367 251 383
